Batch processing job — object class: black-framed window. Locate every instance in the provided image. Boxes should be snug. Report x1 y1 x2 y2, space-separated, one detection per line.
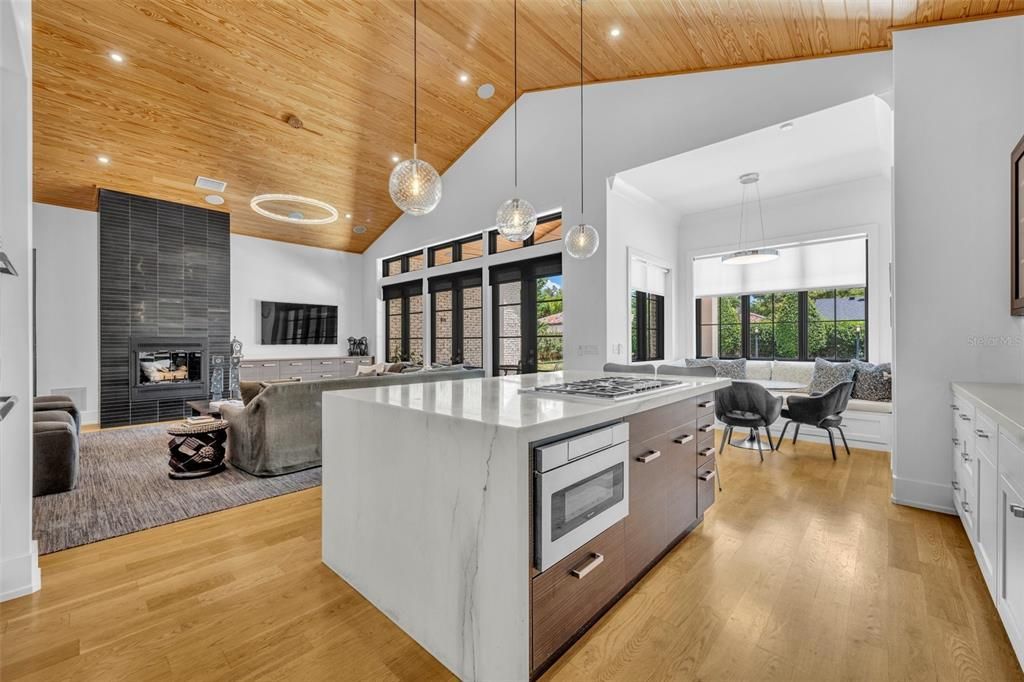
488 213 562 254
428 235 484 267
490 254 563 375
382 249 426 277
696 287 867 361
429 270 483 367
383 281 424 363
631 291 664 361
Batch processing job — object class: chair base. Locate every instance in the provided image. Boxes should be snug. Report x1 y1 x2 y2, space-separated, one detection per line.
778 420 851 460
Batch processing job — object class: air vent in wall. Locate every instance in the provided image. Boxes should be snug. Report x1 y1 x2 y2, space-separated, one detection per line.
195 176 227 192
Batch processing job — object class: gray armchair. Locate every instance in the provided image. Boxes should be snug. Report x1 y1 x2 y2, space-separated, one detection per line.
602 362 656 374
657 365 717 377
778 381 854 460
33 395 80 433
715 381 783 462
33 410 79 496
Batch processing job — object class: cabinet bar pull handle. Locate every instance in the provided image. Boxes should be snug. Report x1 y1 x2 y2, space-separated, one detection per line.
262 363 275 367
698 423 713 433
1010 505 1024 519
961 452 971 462
959 414 971 421
570 553 604 579
699 470 716 482
673 434 693 445
321 361 333 365
974 429 989 439
289 362 303 366
951 480 960 491
950 404 959 411
637 450 661 463
962 500 972 514
698 400 714 409
320 374 333 378
952 437 960 446
290 376 303 380
699 447 715 458
344 360 355 364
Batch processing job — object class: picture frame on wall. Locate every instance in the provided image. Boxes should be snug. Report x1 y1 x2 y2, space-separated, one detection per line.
1013 132 1024 316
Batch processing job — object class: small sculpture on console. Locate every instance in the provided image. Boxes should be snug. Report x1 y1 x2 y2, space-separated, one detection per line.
210 355 225 401
229 336 243 401
356 336 369 356
347 336 359 356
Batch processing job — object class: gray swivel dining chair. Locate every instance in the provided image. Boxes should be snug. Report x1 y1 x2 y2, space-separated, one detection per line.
657 365 717 378
602 362 656 374
777 381 854 460
715 381 783 462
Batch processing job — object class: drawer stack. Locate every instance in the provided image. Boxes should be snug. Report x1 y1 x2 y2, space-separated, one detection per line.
239 356 374 382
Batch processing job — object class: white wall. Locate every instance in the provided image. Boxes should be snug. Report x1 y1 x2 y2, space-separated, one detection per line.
892 17 1024 512
363 51 894 369
33 204 99 424
605 180 679 363
676 174 894 363
1 0 40 601
230 235 364 360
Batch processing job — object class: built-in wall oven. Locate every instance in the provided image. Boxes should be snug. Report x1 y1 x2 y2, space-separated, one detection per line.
534 422 630 572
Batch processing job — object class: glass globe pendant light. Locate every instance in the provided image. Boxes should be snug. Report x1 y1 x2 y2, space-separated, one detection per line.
496 0 537 242
389 0 442 216
565 0 599 260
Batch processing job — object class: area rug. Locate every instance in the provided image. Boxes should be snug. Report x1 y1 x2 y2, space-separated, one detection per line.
33 424 321 554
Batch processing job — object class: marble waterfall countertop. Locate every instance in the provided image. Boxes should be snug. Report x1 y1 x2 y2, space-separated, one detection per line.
320 370 728 681
952 382 1024 436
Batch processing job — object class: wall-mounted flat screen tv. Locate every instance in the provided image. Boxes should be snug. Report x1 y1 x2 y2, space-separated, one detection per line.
260 301 338 345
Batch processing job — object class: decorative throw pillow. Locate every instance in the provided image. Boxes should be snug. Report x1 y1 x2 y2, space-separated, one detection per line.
685 357 747 380
355 365 379 377
850 359 892 401
808 358 856 395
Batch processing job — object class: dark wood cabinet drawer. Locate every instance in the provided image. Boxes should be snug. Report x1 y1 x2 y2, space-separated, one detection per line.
666 432 699 539
697 457 717 517
697 412 716 448
696 442 716 469
625 399 695 443
625 435 670 580
531 521 626 672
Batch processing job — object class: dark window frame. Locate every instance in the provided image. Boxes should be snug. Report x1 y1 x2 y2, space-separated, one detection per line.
429 270 483 366
383 281 423 363
696 288 868 362
382 249 425 278
490 254 563 375
487 212 562 254
427 235 484 268
631 290 665 361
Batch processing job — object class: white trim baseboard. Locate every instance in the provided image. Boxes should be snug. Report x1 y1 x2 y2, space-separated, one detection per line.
891 475 957 515
0 540 41 602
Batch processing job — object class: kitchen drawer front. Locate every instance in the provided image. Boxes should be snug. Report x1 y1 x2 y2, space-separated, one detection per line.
625 400 695 443
696 393 716 418
696 412 716 448
238 362 260 381
666 434 699 539
281 359 311 375
625 435 670 580
256 362 281 380
696 442 716 469
975 411 997 464
697 457 717 517
952 394 975 424
532 521 626 672
338 358 360 377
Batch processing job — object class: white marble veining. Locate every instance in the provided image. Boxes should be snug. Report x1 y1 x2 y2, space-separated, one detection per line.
321 371 727 681
952 382 1024 438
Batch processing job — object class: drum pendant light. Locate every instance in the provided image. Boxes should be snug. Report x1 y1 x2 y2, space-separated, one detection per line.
721 172 780 265
389 0 442 216
565 0 599 260
496 0 537 242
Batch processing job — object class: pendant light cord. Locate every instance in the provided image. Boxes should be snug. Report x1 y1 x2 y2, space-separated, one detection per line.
579 0 584 218
513 0 518 189
413 0 418 158
737 183 747 250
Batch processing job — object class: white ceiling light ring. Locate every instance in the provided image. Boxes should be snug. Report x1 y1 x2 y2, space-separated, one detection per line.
722 172 779 266
249 194 339 225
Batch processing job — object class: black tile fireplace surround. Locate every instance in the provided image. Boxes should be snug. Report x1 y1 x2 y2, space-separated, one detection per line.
99 190 230 427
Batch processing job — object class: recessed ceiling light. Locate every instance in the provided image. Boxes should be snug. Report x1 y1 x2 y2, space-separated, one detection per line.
97 155 110 164
345 213 352 219
353 225 368 235
609 27 621 37
204 194 225 205
391 154 400 163
459 73 469 83
109 52 124 63
477 83 495 100
288 211 305 220
779 121 795 131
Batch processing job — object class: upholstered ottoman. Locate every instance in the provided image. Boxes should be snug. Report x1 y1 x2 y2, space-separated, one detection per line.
32 410 79 496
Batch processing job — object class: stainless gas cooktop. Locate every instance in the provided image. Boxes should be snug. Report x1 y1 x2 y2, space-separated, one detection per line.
526 376 683 401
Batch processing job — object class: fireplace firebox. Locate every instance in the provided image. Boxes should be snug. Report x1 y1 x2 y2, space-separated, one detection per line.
131 337 208 401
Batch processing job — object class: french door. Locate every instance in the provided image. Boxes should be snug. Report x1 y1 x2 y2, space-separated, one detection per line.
429 270 483 367
491 255 563 375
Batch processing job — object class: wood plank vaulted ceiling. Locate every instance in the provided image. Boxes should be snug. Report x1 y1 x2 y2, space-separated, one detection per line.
34 0 1024 254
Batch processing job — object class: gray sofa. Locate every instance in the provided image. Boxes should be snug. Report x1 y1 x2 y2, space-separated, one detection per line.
220 367 484 476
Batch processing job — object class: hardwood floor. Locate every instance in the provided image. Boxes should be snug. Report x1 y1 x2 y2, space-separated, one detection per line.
2 436 1021 681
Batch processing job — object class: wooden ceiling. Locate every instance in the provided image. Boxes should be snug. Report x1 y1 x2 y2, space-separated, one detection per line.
33 0 1024 253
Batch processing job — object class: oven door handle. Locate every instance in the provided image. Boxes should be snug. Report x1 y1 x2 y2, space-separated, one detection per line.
570 553 605 579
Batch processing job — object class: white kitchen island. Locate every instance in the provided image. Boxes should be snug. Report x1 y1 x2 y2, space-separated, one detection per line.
321 371 729 681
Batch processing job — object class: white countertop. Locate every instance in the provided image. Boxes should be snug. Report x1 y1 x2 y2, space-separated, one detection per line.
952 382 1024 436
324 370 730 431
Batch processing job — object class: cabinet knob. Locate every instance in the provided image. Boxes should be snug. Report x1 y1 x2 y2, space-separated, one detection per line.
1010 504 1024 519
570 553 604 579
636 450 661 463
974 429 989 439
673 434 693 445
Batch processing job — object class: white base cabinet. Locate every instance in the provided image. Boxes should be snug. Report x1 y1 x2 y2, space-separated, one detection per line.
951 383 1024 668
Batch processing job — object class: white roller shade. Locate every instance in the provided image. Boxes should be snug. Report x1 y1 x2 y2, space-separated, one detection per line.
631 257 668 296
693 237 866 297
